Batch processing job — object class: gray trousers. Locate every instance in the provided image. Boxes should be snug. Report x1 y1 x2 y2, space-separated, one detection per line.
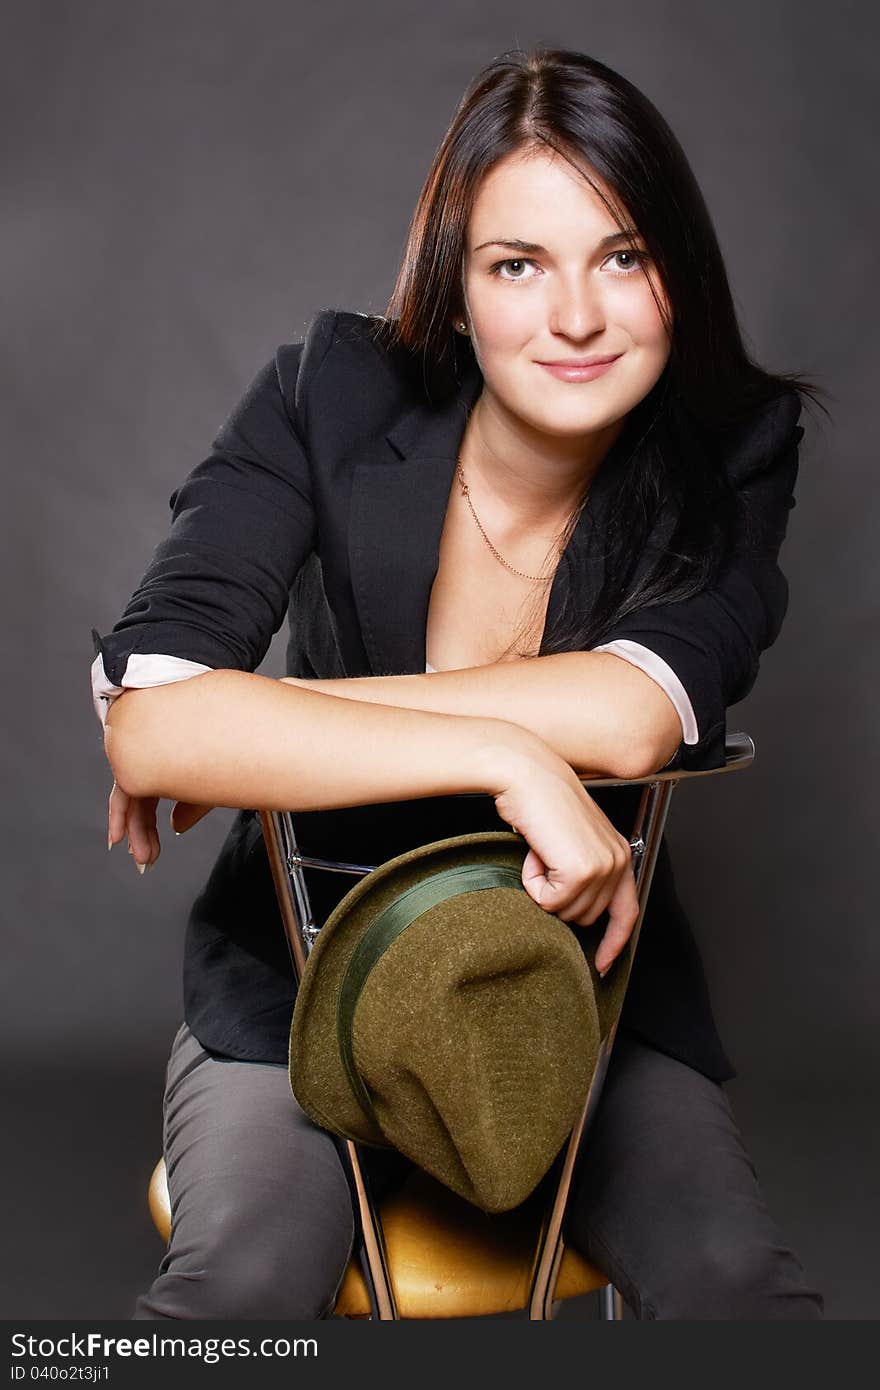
133 1020 825 1321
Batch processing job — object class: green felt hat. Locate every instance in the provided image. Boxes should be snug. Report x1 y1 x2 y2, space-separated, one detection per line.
289 830 629 1214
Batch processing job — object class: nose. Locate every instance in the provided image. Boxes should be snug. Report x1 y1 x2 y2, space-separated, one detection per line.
548 273 606 341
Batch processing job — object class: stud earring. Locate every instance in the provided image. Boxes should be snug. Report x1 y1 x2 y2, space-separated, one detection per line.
456 319 468 334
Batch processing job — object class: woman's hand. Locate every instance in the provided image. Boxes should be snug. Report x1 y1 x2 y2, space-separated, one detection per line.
107 781 214 872
486 739 640 976
282 675 637 971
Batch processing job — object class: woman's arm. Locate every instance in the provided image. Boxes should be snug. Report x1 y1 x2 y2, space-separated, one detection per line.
279 652 680 780
103 667 529 811
104 665 643 970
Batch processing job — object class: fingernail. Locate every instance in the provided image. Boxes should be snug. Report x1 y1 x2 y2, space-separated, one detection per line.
108 834 113 852
598 965 610 979
135 861 146 875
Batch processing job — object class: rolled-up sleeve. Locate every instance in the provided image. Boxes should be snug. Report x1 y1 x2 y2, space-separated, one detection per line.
593 391 804 772
90 650 213 730
590 639 699 745
90 339 322 731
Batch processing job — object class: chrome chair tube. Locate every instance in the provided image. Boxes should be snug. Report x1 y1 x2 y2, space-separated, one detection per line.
524 732 755 1319
259 809 400 1320
599 1284 625 1320
525 775 677 1320
260 731 755 1322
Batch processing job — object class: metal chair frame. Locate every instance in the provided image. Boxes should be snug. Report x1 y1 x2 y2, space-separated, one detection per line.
259 732 754 1321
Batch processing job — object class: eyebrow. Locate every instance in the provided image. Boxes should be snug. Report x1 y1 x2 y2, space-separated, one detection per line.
471 230 641 255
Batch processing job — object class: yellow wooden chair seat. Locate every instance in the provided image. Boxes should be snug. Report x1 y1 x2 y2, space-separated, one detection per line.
148 1157 607 1318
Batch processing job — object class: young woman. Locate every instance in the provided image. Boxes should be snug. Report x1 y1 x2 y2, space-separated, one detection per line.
92 47 826 1319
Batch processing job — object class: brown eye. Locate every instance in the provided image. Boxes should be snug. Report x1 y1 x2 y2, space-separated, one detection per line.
490 258 539 282
605 249 648 276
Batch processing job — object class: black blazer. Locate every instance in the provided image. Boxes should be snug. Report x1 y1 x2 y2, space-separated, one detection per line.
92 308 804 1081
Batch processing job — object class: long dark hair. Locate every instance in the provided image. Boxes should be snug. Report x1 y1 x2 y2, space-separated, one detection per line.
368 46 830 657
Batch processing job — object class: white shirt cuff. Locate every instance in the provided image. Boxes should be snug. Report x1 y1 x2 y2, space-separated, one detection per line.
590 639 699 745
91 652 213 730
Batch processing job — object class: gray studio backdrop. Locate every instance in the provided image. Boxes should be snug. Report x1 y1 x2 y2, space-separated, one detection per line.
4 1 876 1319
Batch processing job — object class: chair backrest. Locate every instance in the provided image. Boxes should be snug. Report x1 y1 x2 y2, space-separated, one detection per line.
259 731 754 1319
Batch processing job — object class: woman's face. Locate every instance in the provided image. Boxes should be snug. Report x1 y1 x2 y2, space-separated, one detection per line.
460 148 672 442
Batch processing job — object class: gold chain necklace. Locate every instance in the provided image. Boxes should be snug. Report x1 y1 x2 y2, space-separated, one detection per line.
454 457 589 583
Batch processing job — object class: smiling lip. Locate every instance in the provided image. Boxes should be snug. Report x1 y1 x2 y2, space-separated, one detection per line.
537 354 623 382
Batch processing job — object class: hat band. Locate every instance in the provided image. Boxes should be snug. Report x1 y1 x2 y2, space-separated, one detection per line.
336 863 525 1126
